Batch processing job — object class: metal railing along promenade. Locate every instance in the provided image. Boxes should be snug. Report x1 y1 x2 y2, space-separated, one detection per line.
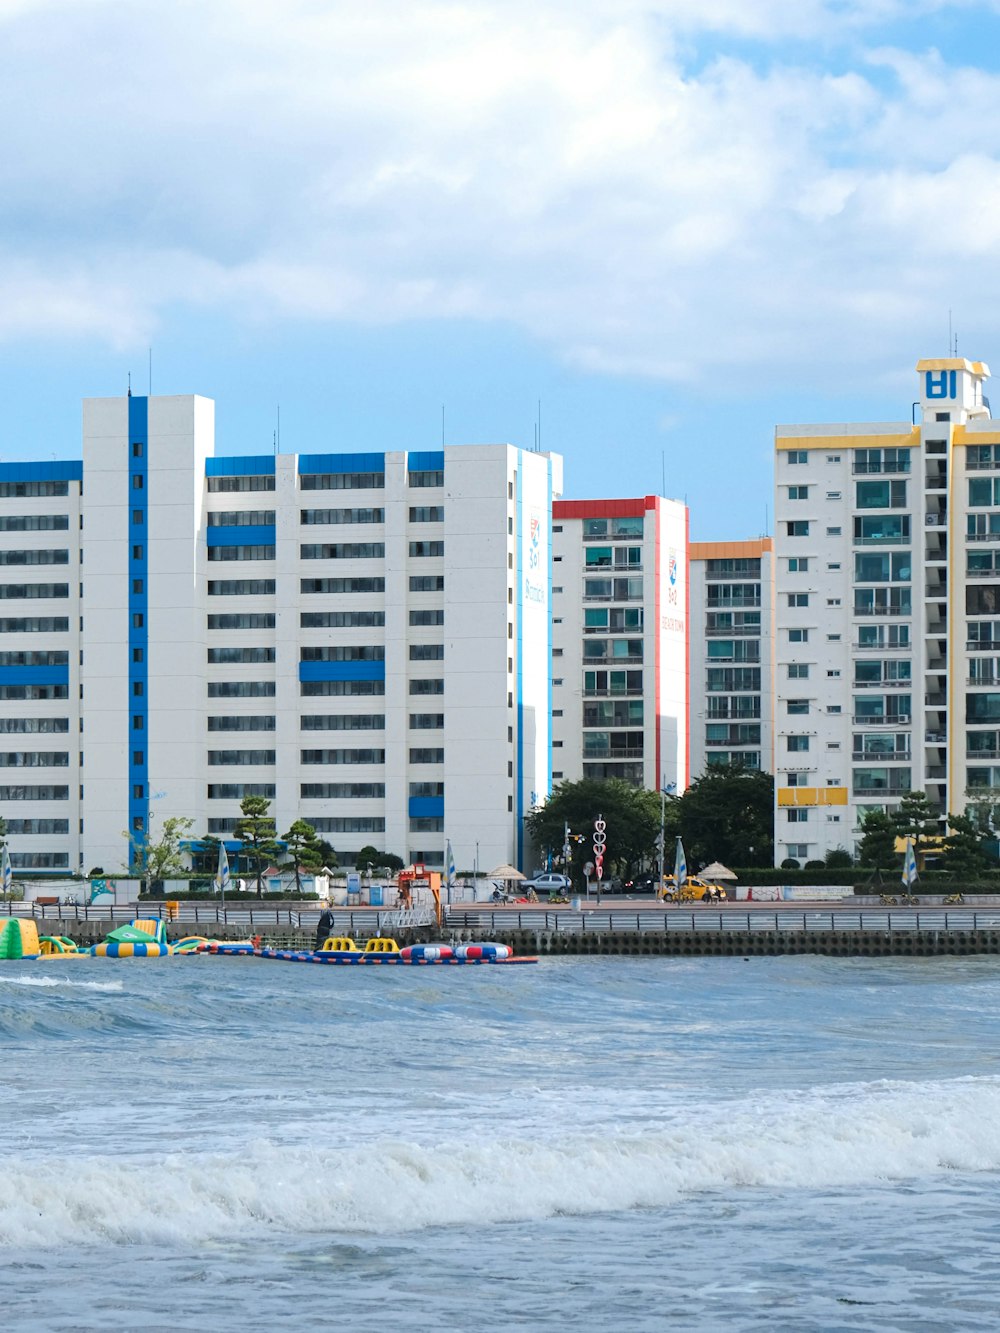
444 907 1000 935
0 900 434 934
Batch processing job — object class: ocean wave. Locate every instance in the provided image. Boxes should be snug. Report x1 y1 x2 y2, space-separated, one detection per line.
2 1075 999 1247
0 974 123 993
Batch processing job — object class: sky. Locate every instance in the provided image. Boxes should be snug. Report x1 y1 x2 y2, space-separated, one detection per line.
3 0 1000 538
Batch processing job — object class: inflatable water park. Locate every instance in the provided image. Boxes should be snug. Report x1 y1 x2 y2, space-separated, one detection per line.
0 916 536 966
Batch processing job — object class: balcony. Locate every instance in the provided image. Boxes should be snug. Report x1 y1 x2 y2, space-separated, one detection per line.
967 568 1000 579
707 597 761 609
967 532 1000 542
927 658 947 671
924 693 946 706
925 475 947 491
583 688 644 698
968 749 1000 759
853 462 910 474
968 676 1000 687
705 625 761 637
583 655 644 666
853 642 910 651
854 535 912 546
854 606 911 617
925 765 947 779
852 714 910 725
925 731 947 742
853 751 911 762
966 459 1000 470
582 747 645 760
853 786 913 796
585 562 642 574
853 679 912 689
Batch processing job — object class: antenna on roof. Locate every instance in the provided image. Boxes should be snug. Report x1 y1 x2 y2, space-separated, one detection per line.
276 404 280 455
149 347 152 397
127 372 131 399
537 399 542 452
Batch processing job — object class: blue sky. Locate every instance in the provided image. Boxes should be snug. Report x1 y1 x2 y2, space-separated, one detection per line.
2 0 1000 539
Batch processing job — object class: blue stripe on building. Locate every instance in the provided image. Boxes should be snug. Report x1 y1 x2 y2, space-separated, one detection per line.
0 461 82 482
0 665 69 685
205 456 275 476
407 451 444 472
298 661 385 682
128 397 148 840
408 796 444 819
297 453 385 475
206 525 276 547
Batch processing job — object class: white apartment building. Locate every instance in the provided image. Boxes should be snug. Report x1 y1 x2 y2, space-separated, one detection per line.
550 497 688 794
773 356 995 864
689 539 775 778
0 393 562 877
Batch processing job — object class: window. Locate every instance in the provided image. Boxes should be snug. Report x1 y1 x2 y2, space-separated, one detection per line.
0 549 68 566
409 506 444 522
300 543 383 560
827 455 841 463
787 735 810 752
207 750 276 766
409 541 444 557
300 611 385 628
856 480 907 509
787 700 809 714
787 558 809 572
826 491 841 500
207 783 276 798
787 663 809 678
0 650 68 666
409 609 444 626
0 481 69 497
0 784 68 800
207 475 276 492
788 629 809 643
208 510 276 527
408 470 443 488
787 809 809 822
207 716 276 731
787 450 808 464
0 617 68 632
300 508 383 525
132 475 143 490
207 647 275 664
207 613 276 630
410 679 444 694
827 526 842 536
0 751 69 767
207 545 275 562
300 715 385 730
300 749 386 765
787 593 810 607
301 577 385 594
0 515 69 532
409 748 444 763
410 576 444 592
208 579 276 596
301 679 386 697
410 713 444 729
0 717 69 733
788 486 809 500
300 783 386 799
410 644 444 661
785 521 810 537
301 645 384 662
207 681 276 698
300 472 383 491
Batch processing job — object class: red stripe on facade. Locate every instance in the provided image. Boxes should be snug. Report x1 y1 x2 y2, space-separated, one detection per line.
553 497 649 520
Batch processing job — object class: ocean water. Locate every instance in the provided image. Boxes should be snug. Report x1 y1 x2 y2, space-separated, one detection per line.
3 954 1000 1331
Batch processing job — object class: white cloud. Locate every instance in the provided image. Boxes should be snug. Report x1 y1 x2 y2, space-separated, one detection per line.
1 0 1000 390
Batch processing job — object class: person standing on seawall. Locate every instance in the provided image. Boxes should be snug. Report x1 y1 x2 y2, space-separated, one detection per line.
315 907 336 950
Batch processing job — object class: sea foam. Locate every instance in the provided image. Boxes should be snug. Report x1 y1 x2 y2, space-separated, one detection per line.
1 1075 998 1248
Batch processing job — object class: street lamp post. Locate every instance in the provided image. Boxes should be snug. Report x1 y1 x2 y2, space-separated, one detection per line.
659 779 676 892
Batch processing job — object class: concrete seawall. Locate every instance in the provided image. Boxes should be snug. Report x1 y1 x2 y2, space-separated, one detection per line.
488 929 1000 958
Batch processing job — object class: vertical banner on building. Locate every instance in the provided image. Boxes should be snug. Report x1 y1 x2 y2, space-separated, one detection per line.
517 455 551 865
657 503 688 793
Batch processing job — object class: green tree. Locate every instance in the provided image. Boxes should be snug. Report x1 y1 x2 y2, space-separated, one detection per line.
824 848 854 869
122 815 195 895
234 796 282 897
677 764 773 868
523 778 664 884
856 809 898 868
939 813 993 878
283 819 325 893
892 791 940 863
355 845 382 874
